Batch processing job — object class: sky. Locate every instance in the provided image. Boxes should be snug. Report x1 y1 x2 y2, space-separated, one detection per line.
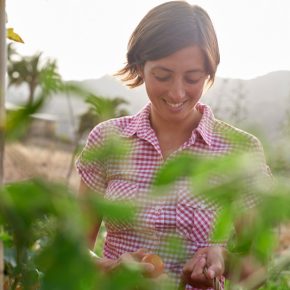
6 0 290 81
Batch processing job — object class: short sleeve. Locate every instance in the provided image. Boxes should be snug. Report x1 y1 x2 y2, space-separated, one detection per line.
242 136 272 209
76 125 107 195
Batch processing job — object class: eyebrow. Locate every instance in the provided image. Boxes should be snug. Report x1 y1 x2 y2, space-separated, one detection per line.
151 66 204 73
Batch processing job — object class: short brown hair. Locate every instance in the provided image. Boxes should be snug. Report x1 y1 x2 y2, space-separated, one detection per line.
116 1 220 88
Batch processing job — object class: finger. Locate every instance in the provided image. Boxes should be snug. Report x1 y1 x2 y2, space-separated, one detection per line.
131 248 149 261
206 250 225 278
186 257 212 288
191 256 207 280
205 267 216 280
206 264 224 280
120 252 136 263
120 251 156 274
103 259 120 272
117 258 153 275
140 262 156 275
190 258 215 289
156 273 169 280
119 253 144 273
183 253 206 274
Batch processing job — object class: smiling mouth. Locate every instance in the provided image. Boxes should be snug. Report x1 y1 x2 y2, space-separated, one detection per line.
164 100 186 109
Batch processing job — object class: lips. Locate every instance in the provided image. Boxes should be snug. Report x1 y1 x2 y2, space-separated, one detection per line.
164 100 186 110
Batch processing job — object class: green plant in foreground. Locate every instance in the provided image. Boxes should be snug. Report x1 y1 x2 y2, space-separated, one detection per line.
2 54 290 289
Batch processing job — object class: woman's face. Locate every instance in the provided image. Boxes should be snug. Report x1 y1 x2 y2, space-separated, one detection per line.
141 45 209 125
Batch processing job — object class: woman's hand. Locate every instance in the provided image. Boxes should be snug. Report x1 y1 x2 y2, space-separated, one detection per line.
181 246 226 289
90 248 156 277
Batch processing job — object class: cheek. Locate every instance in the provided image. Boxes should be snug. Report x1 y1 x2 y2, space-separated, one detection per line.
144 80 165 99
188 85 205 99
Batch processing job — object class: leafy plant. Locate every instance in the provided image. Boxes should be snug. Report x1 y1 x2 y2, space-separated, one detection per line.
2 42 290 290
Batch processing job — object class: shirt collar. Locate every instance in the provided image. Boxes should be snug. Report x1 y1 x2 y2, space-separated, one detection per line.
122 103 152 138
122 102 216 147
194 102 215 147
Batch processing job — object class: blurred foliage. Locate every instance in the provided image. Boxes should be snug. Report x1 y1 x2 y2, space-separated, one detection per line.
6 45 96 142
2 46 290 290
0 177 152 290
66 93 130 182
7 44 60 105
78 95 129 138
3 128 290 289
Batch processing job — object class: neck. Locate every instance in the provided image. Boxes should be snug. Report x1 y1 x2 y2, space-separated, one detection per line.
150 108 202 137
149 107 202 160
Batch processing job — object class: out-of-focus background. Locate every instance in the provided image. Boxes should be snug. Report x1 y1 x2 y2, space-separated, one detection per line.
4 0 290 255
6 0 290 81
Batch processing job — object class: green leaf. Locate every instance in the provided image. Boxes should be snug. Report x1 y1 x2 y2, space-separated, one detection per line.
35 233 97 290
87 195 136 222
212 206 234 241
82 134 130 164
253 229 278 262
153 153 200 186
6 95 46 141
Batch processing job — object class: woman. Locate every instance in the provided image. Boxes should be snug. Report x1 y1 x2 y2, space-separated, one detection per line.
76 1 271 289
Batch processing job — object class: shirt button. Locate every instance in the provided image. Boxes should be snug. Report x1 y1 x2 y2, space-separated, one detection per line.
155 206 162 214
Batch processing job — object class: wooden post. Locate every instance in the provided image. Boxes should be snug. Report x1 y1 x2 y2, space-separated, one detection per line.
0 0 6 289
0 0 5 180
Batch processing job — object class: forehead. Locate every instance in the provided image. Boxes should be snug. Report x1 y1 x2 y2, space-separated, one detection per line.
144 45 205 72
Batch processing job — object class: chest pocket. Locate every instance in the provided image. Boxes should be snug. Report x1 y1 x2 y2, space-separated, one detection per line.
104 180 139 231
105 179 138 201
176 189 218 246
140 203 176 233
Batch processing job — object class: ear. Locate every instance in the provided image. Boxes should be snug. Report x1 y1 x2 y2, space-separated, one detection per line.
136 64 144 79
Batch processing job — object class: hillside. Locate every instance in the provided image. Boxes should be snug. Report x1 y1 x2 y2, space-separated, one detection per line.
78 71 290 141
6 71 290 142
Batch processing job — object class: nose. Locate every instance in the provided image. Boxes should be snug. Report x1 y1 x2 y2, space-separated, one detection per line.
168 78 186 102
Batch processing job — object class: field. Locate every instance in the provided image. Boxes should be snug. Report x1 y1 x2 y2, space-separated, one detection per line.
4 137 80 191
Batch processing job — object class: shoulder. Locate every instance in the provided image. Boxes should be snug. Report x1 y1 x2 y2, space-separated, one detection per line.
213 119 271 178
86 104 150 144
93 115 135 133
213 119 263 152
85 113 140 146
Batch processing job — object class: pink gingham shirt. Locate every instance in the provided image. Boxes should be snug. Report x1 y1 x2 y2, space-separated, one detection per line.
76 102 270 290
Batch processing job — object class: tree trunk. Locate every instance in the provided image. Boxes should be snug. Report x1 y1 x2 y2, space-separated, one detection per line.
65 90 79 184
0 1 6 289
28 83 35 105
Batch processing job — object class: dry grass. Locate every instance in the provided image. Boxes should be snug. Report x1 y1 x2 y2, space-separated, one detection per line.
4 138 80 191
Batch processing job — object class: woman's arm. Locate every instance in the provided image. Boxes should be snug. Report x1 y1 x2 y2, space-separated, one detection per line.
78 180 103 250
181 208 267 289
181 246 226 289
79 180 155 277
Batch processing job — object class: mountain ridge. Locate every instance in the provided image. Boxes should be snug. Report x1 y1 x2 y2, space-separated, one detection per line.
7 70 290 142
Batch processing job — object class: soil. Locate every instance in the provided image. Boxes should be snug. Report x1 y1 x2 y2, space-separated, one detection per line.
4 137 80 191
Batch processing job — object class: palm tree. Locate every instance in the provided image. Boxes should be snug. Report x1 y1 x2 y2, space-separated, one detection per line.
66 94 129 182
78 95 129 135
7 44 60 105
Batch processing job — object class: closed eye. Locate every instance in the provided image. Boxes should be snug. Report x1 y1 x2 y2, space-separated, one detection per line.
154 75 171 81
185 72 206 84
185 77 203 84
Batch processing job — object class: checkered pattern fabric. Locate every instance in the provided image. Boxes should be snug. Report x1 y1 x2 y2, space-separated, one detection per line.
76 102 271 290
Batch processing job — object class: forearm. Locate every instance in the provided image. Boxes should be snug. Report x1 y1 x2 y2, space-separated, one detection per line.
87 224 100 250
78 180 103 250
224 249 267 289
